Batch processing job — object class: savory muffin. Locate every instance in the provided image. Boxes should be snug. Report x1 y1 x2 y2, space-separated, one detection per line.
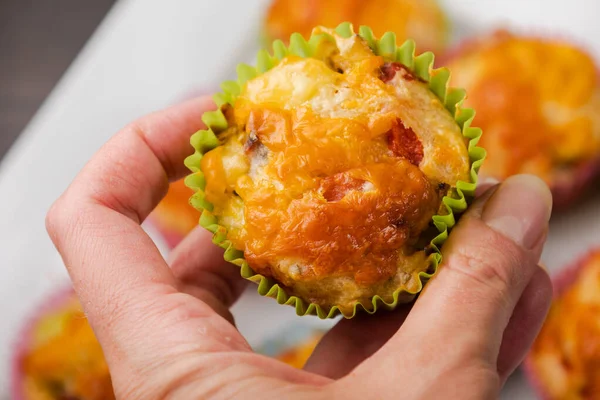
12 289 114 400
526 250 600 399
187 25 480 316
264 0 449 53
447 31 600 208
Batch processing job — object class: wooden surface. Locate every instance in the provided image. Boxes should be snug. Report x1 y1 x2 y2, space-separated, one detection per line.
0 0 115 159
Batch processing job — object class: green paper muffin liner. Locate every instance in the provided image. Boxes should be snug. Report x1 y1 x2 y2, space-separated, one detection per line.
184 22 486 319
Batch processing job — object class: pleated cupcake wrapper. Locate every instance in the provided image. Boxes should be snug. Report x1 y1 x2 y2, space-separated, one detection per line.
184 22 486 319
551 155 600 210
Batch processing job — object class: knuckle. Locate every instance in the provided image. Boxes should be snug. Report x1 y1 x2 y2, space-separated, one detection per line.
444 222 527 294
94 132 167 221
46 194 98 260
45 199 63 239
45 195 73 248
125 119 175 179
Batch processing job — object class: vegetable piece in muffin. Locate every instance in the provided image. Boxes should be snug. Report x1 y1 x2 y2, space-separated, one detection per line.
188 26 479 316
447 31 600 208
12 289 114 400
264 0 449 53
526 250 600 400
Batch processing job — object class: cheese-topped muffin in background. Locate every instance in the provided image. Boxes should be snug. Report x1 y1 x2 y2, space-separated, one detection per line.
186 24 483 317
447 31 600 209
11 289 115 400
263 0 449 54
148 179 199 248
526 250 600 400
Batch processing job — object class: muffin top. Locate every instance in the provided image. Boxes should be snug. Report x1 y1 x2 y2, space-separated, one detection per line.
530 250 600 399
201 29 469 288
264 0 449 53
448 31 600 182
19 293 114 400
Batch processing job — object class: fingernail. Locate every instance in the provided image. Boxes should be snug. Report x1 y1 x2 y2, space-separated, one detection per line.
482 175 553 249
475 176 501 197
479 176 501 187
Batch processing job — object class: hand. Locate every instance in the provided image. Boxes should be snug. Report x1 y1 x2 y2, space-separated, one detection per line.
46 96 553 399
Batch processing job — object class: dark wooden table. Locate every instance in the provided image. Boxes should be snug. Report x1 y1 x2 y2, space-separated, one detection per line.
0 0 115 160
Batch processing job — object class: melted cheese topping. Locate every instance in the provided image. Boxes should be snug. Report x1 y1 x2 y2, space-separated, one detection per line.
264 0 448 53
20 295 114 400
448 31 600 182
201 31 469 304
530 251 600 399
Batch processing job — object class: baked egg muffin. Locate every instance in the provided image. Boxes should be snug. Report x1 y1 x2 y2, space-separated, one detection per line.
526 250 600 399
264 0 449 54
447 31 600 208
186 24 482 316
12 289 114 400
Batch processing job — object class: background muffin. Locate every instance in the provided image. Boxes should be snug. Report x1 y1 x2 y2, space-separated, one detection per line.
526 249 600 399
12 288 114 400
263 0 450 53
447 31 600 209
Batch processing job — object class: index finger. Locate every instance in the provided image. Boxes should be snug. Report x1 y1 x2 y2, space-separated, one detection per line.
45 96 215 344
